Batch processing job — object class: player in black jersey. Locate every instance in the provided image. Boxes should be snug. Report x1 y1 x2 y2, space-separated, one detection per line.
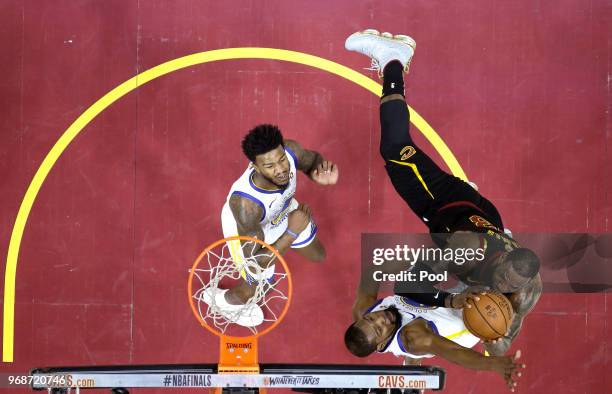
345 30 542 356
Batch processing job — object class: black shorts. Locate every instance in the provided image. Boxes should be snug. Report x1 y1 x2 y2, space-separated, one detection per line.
379 99 502 231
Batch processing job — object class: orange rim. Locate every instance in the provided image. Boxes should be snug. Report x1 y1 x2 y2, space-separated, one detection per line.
188 235 293 340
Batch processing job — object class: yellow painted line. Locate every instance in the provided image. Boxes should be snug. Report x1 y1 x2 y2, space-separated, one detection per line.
388 160 435 199
409 110 466 179
2 47 466 362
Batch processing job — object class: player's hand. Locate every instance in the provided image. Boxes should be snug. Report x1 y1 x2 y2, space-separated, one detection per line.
311 161 339 186
450 286 489 309
481 313 515 347
482 328 510 345
492 350 525 392
352 293 377 321
287 203 311 235
483 332 512 356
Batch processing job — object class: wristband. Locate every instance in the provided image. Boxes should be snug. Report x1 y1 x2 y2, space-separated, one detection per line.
446 294 455 308
286 229 299 239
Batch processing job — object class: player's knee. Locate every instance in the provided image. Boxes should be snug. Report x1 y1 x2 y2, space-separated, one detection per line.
379 146 392 161
309 244 326 262
313 247 326 262
379 143 407 162
379 144 397 161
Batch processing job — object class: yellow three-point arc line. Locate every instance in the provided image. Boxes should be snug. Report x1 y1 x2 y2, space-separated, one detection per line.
2 48 467 362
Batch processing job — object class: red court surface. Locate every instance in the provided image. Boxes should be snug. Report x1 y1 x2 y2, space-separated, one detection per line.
0 1 609 393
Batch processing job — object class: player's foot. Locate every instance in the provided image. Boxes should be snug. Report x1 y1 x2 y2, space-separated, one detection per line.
201 288 264 327
225 281 257 304
345 29 416 77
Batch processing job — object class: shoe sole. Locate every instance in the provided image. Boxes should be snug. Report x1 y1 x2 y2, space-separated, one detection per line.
347 29 416 75
351 29 416 51
201 288 264 327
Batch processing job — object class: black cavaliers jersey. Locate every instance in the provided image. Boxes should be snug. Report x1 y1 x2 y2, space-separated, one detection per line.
457 227 522 286
426 201 521 284
428 200 504 234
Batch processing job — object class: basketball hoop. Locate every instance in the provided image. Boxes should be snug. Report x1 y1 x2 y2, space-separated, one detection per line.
188 236 292 379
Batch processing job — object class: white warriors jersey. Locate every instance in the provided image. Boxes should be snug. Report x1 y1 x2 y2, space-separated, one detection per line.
368 295 480 359
221 147 317 248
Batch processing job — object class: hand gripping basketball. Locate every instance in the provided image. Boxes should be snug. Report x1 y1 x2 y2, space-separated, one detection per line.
449 285 490 309
463 291 514 341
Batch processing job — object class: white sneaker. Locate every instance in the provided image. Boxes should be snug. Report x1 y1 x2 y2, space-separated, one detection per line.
201 288 264 327
345 29 416 77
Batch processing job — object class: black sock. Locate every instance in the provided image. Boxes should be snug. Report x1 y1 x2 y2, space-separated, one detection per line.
382 60 405 97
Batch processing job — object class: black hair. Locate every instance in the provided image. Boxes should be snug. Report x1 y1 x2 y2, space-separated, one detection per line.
241 124 284 162
507 248 540 279
344 322 377 358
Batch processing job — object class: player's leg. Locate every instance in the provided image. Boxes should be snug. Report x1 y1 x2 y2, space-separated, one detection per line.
197 203 264 328
224 278 256 304
293 236 325 261
288 199 325 261
346 30 503 225
219 204 259 304
375 41 505 228
382 85 506 228
379 78 453 221
346 30 457 222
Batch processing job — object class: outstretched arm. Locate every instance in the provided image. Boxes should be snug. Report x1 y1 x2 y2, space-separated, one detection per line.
402 321 525 391
352 257 412 320
284 139 339 185
484 274 543 356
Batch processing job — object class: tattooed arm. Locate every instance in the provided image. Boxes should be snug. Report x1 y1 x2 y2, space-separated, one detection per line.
228 194 310 267
484 274 543 356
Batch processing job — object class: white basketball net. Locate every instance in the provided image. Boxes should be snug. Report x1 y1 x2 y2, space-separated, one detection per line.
190 240 289 334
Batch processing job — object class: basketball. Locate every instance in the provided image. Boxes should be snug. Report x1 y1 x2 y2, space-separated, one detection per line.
463 292 514 340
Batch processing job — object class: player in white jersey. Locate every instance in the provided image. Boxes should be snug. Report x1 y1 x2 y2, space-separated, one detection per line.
345 291 525 391
208 124 338 326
